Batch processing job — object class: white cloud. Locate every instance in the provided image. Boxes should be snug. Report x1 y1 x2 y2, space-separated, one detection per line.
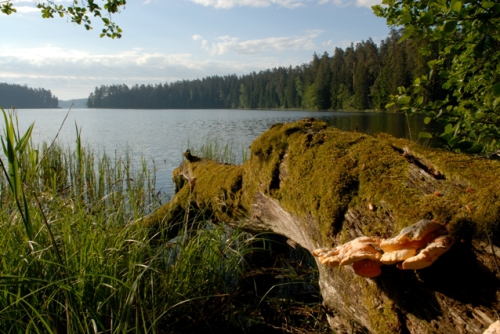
322 39 333 47
354 0 381 7
194 32 320 56
319 0 381 7
11 0 72 3
192 34 203 41
322 39 355 50
0 46 296 99
4 1 40 13
11 0 71 6
14 6 40 13
189 0 306 9
189 0 381 9
305 29 323 38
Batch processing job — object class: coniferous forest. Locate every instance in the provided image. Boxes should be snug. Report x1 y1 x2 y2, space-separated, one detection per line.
0 83 58 109
87 30 447 111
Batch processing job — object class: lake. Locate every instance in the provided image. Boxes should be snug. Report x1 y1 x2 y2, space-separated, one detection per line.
12 108 432 195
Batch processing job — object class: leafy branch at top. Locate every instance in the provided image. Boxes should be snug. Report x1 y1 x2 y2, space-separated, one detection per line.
1 0 126 38
373 0 500 157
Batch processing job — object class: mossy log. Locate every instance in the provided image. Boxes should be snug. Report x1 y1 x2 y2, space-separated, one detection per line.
145 118 500 333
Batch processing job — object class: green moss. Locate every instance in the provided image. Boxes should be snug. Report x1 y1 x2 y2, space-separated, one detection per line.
358 276 400 334
142 119 500 334
144 159 245 229
148 118 500 246
375 134 500 241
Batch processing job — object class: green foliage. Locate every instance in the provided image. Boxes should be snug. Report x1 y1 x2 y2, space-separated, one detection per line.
302 83 318 110
315 52 332 110
1 0 125 38
373 0 500 156
0 1 15 14
0 108 35 239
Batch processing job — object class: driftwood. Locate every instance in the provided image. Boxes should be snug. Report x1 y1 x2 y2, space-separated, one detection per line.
146 118 500 333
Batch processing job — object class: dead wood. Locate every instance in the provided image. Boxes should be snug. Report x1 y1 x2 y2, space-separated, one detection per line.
145 118 500 333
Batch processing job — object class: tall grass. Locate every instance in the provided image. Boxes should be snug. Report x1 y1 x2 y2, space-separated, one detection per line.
0 109 262 333
186 138 327 333
0 109 327 333
187 138 250 164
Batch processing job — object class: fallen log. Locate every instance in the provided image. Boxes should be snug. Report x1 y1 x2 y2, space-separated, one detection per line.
145 118 500 333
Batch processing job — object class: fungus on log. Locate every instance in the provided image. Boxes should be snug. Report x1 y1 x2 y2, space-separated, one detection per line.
484 320 500 334
380 219 454 269
352 259 383 278
312 219 455 276
145 119 500 333
400 234 454 270
312 237 383 277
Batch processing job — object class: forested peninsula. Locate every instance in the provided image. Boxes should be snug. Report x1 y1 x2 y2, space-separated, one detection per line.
0 83 58 109
87 30 446 111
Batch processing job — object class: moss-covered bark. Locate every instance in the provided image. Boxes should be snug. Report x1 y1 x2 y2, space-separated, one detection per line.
145 118 500 333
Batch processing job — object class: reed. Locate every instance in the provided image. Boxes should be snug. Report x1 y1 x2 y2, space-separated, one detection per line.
187 138 250 164
0 109 262 333
0 109 327 333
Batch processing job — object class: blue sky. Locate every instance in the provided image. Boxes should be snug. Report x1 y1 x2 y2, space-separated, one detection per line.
0 0 390 100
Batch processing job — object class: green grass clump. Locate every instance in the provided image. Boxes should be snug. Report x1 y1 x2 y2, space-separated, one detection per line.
0 109 261 333
187 138 250 164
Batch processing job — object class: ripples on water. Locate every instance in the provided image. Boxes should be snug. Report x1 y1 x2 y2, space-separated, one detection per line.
11 109 430 195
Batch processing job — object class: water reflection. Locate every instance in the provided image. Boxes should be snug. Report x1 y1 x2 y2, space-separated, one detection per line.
322 112 429 140
12 109 433 195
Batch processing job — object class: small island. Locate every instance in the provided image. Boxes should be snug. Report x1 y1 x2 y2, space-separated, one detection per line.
0 83 58 109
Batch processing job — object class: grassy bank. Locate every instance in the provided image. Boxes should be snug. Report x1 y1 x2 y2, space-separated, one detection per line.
0 109 326 333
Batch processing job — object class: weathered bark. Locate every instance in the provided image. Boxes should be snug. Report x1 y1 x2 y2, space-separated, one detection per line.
145 118 500 333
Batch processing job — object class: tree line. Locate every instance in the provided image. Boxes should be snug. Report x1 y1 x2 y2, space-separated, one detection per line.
0 83 59 109
87 30 446 111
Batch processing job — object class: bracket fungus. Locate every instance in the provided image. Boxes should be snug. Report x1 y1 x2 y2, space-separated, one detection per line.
352 259 383 278
380 219 454 270
312 237 383 277
397 234 454 269
313 219 455 278
484 320 500 334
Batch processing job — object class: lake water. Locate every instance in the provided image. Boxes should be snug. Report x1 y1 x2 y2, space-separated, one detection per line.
12 109 431 195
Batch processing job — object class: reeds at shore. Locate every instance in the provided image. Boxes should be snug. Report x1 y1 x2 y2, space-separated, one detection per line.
0 108 326 333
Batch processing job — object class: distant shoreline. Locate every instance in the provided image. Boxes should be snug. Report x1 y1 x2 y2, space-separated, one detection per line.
58 98 88 109
80 107 386 113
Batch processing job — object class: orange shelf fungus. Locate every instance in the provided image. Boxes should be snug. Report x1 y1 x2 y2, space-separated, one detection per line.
398 234 454 269
380 219 445 254
380 219 454 270
312 219 455 278
352 259 382 278
312 236 383 277
379 248 418 265
484 320 500 334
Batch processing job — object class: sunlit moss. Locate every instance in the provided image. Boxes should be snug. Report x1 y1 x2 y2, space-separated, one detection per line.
148 119 500 246
144 159 246 228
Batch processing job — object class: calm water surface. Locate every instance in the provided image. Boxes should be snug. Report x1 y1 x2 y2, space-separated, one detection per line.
13 109 431 194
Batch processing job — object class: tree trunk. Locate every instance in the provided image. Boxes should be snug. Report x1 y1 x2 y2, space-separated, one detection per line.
145 118 500 333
